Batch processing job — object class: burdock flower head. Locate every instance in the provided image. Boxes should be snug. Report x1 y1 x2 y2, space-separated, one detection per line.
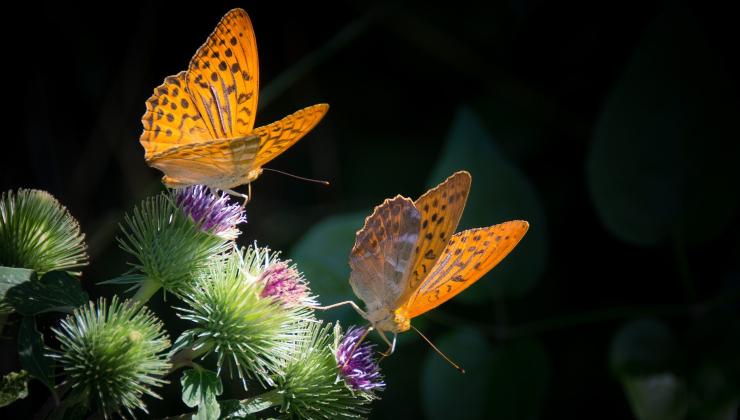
117 188 243 301
336 326 385 394
175 185 246 240
258 260 316 308
176 246 313 388
0 189 88 275
48 297 171 418
274 323 381 419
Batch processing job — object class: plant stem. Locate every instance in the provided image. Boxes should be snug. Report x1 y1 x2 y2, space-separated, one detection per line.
238 388 284 414
130 277 161 308
167 341 213 375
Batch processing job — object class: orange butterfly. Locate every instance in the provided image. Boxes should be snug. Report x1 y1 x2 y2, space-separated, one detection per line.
319 171 528 359
140 9 328 199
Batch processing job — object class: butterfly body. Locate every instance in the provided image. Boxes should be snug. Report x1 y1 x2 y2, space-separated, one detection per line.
140 9 328 194
346 171 529 347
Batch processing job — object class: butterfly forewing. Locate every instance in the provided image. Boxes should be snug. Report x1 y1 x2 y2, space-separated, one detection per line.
186 8 259 139
140 72 214 160
349 196 421 314
252 104 329 168
403 220 529 318
401 171 471 304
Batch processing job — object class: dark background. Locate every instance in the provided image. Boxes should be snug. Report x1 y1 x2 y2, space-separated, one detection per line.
2 0 739 419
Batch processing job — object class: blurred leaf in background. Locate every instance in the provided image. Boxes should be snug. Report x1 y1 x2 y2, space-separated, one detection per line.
428 106 547 300
587 4 740 247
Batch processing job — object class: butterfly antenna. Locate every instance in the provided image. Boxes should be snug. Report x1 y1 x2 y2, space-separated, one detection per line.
411 326 465 374
262 168 330 186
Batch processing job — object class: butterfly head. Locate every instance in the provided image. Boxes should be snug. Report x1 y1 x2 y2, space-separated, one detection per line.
368 307 411 334
245 168 263 183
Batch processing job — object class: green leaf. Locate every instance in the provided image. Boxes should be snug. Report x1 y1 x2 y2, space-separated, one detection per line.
5 271 88 315
610 319 687 420
622 374 688 420
290 212 367 323
421 328 493 420
587 4 740 246
219 390 283 418
428 106 547 299
0 370 29 408
181 367 223 420
610 318 679 377
0 266 36 313
17 317 55 398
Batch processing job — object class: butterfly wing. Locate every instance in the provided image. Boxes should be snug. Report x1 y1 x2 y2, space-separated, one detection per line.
400 171 471 304
146 136 260 187
186 8 259 139
402 220 529 318
251 103 329 169
140 72 214 160
349 196 421 315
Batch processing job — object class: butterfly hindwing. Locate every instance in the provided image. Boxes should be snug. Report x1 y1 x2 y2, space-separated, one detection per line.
403 220 529 318
402 171 471 304
147 136 260 186
186 8 259 139
349 196 421 314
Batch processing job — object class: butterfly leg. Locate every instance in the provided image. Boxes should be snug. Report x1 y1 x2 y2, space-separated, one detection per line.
378 332 397 358
312 300 369 319
223 188 249 206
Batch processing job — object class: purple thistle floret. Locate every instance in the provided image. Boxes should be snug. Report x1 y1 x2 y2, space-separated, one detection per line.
175 185 246 239
259 261 309 307
336 326 385 393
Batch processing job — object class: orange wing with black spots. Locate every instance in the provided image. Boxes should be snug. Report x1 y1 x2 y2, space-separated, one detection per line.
252 104 329 168
401 171 471 303
141 72 213 159
186 8 259 139
403 220 529 318
138 8 327 192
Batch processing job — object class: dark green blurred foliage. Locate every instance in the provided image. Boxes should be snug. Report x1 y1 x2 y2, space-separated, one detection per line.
2 0 738 419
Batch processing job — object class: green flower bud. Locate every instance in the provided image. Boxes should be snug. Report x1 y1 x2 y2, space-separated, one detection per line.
49 297 171 418
177 246 313 388
117 191 234 297
0 189 88 275
276 323 372 419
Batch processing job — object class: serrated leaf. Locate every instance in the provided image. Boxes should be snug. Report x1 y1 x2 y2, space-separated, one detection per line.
5 271 88 315
428 106 547 299
182 367 223 420
18 317 55 398
587 4 740 246
0 370 29 407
